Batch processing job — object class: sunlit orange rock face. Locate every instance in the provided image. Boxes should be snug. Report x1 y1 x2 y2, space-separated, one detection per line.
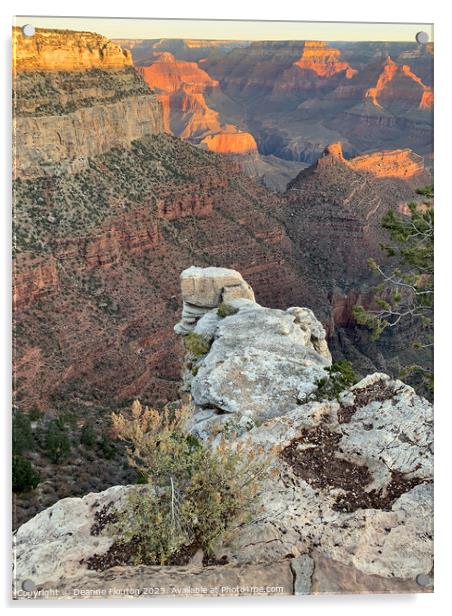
349 148 426 179
316 142 427 181
12 27 132 72
139 51 258 155
139 51 219 93
293 41 357 78
366 56 433 111
201 130 258 155
419 88 434 110
138 52 221 138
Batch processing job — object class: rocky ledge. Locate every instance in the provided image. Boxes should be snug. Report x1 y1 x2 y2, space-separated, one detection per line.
13 267 433 598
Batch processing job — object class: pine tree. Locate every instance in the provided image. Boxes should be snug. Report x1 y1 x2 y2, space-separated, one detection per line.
46 419 71 464
353 186 433 394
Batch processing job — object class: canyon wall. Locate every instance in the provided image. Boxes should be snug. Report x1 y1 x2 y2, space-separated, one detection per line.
13 27 133 72
137 52 257 156
13 29 163 179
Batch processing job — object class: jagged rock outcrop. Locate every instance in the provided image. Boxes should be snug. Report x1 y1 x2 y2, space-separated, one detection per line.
174 268 331 432
13 272 433 597
173 270 433 584
186 300 332 431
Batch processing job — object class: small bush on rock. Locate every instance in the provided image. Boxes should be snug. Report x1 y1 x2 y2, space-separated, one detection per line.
110 400 275 565
80 421 96 447
217 302 239 318
315 360 358 401
183 332 210 357
45 419 71 464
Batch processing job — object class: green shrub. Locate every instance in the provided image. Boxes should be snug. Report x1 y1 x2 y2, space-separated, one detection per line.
12 455 40 492
80 422 96 447
12 410 34 455
217 302 239 318
45 420 71 463
29 406 43 421
98 433 116 459
315 360 358 401
183 332 210 357
109 401 275 565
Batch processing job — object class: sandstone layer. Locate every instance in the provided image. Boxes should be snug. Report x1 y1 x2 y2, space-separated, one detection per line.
13 31 163 179
13 27 132 72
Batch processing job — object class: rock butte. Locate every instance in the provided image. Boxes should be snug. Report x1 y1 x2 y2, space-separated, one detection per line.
316 141 426 180
293 40 358 78
349 148 426 178
201 130 258 155
138 52 219 93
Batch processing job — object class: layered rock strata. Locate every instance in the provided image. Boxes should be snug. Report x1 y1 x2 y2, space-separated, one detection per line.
12 27 133 72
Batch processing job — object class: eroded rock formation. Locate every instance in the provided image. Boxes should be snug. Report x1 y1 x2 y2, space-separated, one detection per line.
293 41 357 79
365 56 434 111
138 52 257 156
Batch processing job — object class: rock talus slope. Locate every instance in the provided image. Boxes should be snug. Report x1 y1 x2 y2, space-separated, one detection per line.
14 268 433 597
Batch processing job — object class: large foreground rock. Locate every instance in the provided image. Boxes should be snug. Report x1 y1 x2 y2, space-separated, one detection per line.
189 301 332 433
217 373 433 583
